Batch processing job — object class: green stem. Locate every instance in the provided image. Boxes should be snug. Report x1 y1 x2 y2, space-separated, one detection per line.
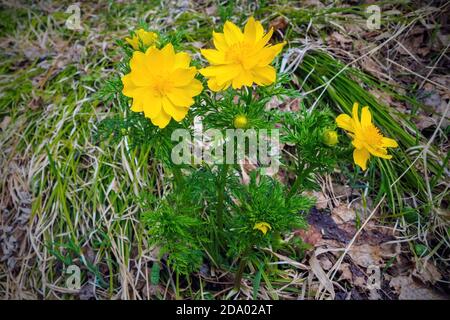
175 272 180 300
234 248 251 290
172 166 184 191
216 163 229 231
287 171 303 199
287 161 315 200
245 86 253 107
287 161 304 200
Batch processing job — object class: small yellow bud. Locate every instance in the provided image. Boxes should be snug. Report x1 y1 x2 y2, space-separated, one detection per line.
233 115 248 129
125 29 158 50
322 129 339 146
254 222 271 235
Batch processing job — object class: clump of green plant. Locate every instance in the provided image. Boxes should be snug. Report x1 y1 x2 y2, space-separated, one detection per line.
96 18 395 293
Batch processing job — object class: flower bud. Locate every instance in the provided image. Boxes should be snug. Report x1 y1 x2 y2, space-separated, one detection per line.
233 115 248 129
254 222 271 235
322 129 338 146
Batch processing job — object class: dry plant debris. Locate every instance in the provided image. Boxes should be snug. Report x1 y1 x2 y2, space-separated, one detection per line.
0 0 448 300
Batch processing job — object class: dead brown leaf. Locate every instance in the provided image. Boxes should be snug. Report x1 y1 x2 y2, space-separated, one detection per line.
318 255 333 271
328 32 353 50
332 204 356 224
338 263 353 282
269 16 289 34
300 0 325 8
332 183 352 198
296 224 323 246
0 116 11 131
204 4 217 16
369 89 393 106
389 276 446 300
348 244 383 268
348 243 399 268
304 190 329 210
413 261 442 285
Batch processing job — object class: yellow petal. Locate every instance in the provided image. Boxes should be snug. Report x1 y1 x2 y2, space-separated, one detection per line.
251 65 276 85
254 222 272 235
135 28 145 35
124 87 151 108
243 17 264 43
167 88 195 107
172 106 189 122
178 79 203 97
199 65 232 76
130 50 150 68
200 49 226 65
174 52 191 69
213 31 228 51
160 43 176 70
162 96 188 122
130 98 143 112
255 28 274 50
353 148 370 171
136 29 157 46
365 144 392 159
232 70 253 89
129 51 153 86
336 114 354 133
207 78 230 92
352 102 360 126
361 106 372 127
125 36 139 50
142 94 162 119
121 74 137 97
381 137 398 148
129 71 151 87
223 21 244 46
200 64 241 85
256 42 286 67
170 67 197 86
151 109 171 128
143 46 164 74
127 30 157 51
352 138 364 149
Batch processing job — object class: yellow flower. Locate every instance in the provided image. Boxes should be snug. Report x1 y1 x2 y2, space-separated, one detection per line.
121 43 203 128
322 129 339 146
125 28 158 50
233 114 248 129
199 17 286 91
253 222 271 235
336 102 398 171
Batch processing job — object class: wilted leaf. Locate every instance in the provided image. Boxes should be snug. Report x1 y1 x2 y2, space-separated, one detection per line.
389 276 447 300
348 243 398 268
332 204 356 224
0 116 11 131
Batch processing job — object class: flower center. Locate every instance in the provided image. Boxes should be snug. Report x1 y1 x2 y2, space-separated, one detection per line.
226 42 252 69
363 124 383 146
152 78 173 96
